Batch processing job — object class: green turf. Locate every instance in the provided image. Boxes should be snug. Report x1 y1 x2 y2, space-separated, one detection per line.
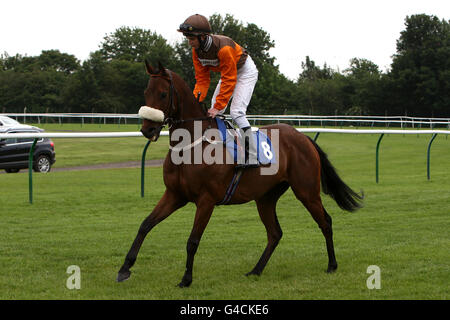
0 129 449 299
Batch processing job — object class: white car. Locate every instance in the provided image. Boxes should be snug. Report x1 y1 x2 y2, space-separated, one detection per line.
0 115 21 126
0 115 38 130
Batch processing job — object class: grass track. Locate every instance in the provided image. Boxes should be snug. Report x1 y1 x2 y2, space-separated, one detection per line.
0 126 449 299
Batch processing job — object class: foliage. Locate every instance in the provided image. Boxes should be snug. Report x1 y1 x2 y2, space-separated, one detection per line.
0 13 448 117
298 56 334 82
388 14 450 117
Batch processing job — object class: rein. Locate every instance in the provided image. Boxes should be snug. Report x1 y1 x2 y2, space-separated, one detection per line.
169 134 223 152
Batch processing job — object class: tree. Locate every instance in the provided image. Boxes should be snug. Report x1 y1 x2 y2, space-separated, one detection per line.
1 53 38 72
1 50 79 74
99 26 181 72
251 62 299 114
173 40 196 89
343 58 384 115
345 58 380 78
0 51 79 113
298 56 333 82
209 13 275 69
388 14 450 116
38 50 80 74
61 51 148 114
295 56 337 115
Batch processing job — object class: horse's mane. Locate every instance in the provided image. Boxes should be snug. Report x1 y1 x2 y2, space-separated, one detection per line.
169 69 205 114
147 60 207 117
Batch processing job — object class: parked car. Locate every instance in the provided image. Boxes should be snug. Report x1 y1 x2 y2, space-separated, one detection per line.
0 115 21 127
0 125 56 173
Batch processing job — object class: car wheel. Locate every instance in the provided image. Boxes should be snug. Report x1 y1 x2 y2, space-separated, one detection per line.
5 168 20 173
34 155 51 173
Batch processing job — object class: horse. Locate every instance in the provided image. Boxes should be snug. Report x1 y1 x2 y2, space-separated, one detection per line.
117 61 364 287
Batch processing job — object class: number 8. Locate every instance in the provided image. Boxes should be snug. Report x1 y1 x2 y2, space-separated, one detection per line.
261 141 273 160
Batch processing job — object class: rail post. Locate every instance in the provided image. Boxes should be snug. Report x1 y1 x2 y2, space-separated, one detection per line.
28 138 38 204
141 140 152 197
313 132 320 142
375 133 384 183
427 133 437 180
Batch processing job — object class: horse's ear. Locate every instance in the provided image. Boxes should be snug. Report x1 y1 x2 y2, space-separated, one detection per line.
158 61 167 76
145 59 154 75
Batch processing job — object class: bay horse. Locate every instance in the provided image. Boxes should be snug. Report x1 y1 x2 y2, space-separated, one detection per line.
117 61 363 287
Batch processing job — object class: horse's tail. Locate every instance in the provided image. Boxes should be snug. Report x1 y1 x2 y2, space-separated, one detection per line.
308 136 364 212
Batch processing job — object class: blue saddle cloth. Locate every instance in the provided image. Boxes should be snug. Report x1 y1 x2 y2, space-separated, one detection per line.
215 117 276 165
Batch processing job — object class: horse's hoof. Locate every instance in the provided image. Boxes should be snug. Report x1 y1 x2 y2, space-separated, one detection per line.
177 281 192 288
177 275 192 288
326 265 338 273
245 271 261 277
117 270 131 282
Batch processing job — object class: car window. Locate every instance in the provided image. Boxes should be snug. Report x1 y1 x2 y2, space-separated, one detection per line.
3 138 17 144
3 132 42 145
17 137 36 143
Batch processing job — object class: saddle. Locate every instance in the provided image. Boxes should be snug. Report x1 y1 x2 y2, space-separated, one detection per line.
215 117 276 206
215 117 276 166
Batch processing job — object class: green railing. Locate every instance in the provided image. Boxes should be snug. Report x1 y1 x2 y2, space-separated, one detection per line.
141 140 152 198
1 129 448 203
28 138 38 203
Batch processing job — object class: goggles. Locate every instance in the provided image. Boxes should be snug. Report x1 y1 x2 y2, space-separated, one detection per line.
179 23 194 33
178 23 209 37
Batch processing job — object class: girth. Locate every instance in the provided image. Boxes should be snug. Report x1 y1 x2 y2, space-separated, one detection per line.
216 168 244 206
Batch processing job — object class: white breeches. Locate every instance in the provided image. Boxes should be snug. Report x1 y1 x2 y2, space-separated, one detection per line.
211 55 258 129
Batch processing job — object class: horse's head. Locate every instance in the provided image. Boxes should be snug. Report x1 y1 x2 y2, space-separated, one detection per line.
139 61 177 141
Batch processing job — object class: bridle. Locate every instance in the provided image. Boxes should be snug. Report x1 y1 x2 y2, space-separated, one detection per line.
149 71 178 128
149 70 211 130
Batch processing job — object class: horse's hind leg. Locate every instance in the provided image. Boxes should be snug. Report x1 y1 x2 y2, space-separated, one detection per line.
247 183 288 276
117 190 186 282
322 207 337 272
298 193 337 273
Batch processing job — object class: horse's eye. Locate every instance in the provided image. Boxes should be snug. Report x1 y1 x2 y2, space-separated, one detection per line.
161 92 167 99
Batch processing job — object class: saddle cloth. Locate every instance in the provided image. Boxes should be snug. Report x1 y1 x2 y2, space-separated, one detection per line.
215 117 276 165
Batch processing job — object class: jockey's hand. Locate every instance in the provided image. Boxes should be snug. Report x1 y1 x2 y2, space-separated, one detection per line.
207 108 220 118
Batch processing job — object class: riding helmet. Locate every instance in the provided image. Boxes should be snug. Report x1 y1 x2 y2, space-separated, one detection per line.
178 14 212 36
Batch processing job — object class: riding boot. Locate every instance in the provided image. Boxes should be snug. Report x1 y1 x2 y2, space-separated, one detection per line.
235 127 260 170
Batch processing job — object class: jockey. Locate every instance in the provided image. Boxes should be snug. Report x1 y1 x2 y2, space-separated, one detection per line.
178 14 259 169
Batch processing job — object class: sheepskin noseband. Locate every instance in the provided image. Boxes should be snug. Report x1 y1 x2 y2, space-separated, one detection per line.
138 106 165 122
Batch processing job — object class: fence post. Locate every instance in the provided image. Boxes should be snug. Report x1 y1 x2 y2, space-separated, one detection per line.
313 132 320 142
427 133 438 181
375 133 384 183
28 138 38 204
141 140 152 197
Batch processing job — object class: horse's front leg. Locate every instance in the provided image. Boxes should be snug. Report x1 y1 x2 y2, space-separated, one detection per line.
178 198 215 288
117 190 186 282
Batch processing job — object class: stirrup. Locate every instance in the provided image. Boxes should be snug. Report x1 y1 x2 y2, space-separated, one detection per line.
235 161 260 170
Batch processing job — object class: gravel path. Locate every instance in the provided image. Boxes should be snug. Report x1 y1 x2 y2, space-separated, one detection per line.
51 159 165 172
1 159 165 174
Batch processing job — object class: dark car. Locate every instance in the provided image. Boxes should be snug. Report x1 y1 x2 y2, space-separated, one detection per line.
0 127 56 173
